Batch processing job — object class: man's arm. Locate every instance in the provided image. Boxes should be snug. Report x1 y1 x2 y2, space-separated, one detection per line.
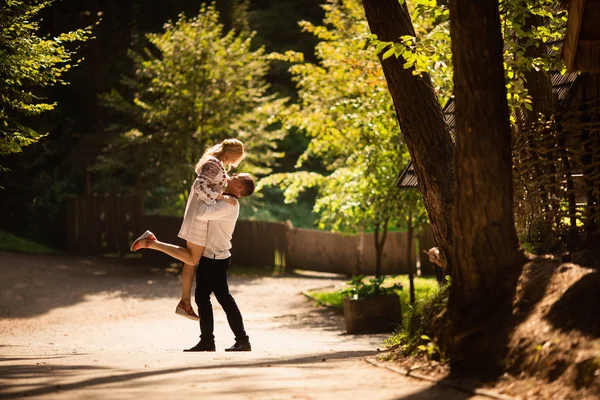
196 200 237 221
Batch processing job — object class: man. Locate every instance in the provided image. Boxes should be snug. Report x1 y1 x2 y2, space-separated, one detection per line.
184 172 255 352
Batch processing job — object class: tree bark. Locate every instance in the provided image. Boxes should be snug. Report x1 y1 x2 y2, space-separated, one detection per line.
373 217 390 278
361 0 455 273
449 0 526 375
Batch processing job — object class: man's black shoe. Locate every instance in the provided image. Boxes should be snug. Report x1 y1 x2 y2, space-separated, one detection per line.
184 341 216 352
225 341 252 352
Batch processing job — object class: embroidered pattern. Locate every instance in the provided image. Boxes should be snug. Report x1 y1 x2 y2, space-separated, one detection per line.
193 157 227 203
201 160 221 180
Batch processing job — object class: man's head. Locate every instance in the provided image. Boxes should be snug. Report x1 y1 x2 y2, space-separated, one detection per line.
225 173 255 198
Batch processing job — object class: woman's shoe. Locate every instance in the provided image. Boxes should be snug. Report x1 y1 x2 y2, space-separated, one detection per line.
130 230 157 251
175 300 200 321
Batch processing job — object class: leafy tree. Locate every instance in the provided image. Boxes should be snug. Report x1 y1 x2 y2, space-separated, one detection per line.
369 0 566 119
260 0 427 277
95 4 285 213
361 0 455 273
0 0 91 169
363 0 568 265
362 0 568 373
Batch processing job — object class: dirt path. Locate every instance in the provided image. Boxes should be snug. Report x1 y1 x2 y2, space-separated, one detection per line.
0 251 487 399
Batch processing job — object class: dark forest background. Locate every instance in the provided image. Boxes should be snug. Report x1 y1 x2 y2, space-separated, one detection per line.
0 0 325 249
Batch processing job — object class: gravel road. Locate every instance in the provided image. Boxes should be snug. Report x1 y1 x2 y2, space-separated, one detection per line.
0 251 486 400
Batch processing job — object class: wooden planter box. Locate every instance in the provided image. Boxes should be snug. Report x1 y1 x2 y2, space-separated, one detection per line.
343 294 402 334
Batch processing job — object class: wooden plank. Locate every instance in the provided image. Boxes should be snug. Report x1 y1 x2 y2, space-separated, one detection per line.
62 194 432 277
115 194 128 254
564 0 586 71
106 194 118 253
66 197 78 253
80 195 90 254
91 194 101 253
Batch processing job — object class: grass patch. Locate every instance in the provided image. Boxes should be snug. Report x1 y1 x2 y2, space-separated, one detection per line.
384 283 450 361
310 291 344 308
0 231 58 254
394 275 439 312
306 275 439 314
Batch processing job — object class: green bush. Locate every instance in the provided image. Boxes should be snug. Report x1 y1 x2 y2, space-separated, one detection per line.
0 231 58 254
338 275 403 300
307 275 438 314
385 281 450 361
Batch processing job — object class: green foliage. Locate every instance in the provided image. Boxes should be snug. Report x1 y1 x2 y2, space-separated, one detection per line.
385 281 449 361
239 186 319 228
368 0 567 119
500 0 567 120
309 291 344 308
338 275 403 300
308 275 438 314
367 0 452 105
417 334 444 361
95 4 286 212
0 231 58 254
259 0 428 251
0 0 92 167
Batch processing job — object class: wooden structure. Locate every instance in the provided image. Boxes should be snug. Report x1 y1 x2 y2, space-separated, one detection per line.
343 294 401 334
397 35 600 244
396 49 580 189
563 0 600 72
66 193 143 255
62 133 116 197
65 194 438 276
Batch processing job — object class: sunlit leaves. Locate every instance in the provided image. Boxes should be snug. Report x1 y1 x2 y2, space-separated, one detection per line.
96 4 285 207
260 0 427 234
500 0 568 117
0 0 92 162
367 0 567 118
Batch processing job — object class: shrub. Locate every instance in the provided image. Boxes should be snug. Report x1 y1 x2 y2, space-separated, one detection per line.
339 275 403 300
385 281 450 361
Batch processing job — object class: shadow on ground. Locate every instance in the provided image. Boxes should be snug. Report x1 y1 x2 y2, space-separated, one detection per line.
0 251 182 319
512 255 560 325
546 270 600 336
392 380 473 400
0 251 294 320
273 305 345 332
0 350 377 399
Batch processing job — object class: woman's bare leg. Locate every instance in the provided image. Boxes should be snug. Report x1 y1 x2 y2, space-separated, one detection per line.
142 239 203 265
181 241 204 306
181 262 199 305
141 239 204 304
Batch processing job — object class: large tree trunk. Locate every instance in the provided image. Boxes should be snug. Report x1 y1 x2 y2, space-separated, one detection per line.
448 0 526 375
361 0 455 273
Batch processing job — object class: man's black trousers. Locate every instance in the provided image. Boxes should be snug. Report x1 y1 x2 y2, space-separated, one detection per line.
194 256 248 344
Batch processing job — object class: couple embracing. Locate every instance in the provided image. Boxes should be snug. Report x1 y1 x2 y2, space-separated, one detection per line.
131 139 255 352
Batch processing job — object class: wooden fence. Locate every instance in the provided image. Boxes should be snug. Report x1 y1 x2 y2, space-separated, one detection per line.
287 227 437 276
66 194 143 255
66 194 438 276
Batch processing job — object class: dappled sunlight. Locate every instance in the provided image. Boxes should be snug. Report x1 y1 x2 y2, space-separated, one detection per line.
0 251 180 321
0 251 468 399
0 350 387 399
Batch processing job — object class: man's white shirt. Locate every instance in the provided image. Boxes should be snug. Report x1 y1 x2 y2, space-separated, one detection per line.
195 199 239 260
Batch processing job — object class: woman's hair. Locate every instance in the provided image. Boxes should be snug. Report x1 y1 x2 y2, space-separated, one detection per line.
195 138 245 175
